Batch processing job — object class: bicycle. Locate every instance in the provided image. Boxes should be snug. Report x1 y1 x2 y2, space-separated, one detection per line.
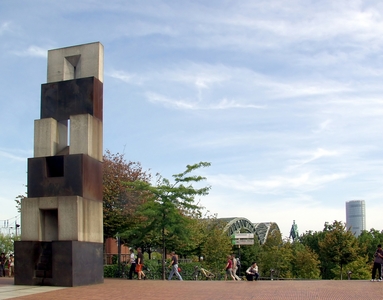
192 266 216 280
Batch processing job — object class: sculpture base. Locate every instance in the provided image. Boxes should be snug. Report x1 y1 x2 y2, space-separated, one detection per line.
14 241 103 287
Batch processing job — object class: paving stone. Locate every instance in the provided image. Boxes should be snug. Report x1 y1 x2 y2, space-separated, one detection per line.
6 278 383 300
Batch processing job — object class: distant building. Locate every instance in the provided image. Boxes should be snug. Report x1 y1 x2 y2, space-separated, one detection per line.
345 200 366 237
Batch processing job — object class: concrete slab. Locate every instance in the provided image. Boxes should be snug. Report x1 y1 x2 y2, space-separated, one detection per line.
0 279 65 300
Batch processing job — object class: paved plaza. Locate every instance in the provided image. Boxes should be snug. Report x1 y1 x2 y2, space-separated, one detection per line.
0 278 382 300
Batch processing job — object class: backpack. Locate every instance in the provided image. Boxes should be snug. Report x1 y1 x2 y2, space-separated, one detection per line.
236 259 241 267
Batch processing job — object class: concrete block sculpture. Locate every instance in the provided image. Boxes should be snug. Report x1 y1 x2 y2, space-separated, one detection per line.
15 42 104 287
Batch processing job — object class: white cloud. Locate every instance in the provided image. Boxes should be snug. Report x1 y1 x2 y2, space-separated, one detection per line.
113 62 354 113
146 92 196 110
108 70 142 84
12 45 47 58
296 148 340 166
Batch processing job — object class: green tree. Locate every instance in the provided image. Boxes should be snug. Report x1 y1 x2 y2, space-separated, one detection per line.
332 255 371 280
357 229 383 263
300 228 336 279
291 242 320 279
319 220 359 280
103 150 151 240
200 218 232 274
0 234 20 255
258 230 294 278
237 240 261 276
123 162 211 279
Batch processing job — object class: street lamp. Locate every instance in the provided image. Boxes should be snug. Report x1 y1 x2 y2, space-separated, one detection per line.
116 234 121 277
15 224 20 236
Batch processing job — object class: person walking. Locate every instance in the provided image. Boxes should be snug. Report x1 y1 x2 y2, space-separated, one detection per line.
136 247 146 280
371 244 383 281
168 251 183 281
128 248 136 280
0 253 6 277
231 253 241 280
8 254 14 277
224 255 236 281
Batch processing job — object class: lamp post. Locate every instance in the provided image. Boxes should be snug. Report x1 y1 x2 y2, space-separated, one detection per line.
15 224 20 236
116 233 121 277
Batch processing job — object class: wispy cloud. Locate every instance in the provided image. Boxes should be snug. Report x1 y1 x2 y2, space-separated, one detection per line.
313 120 332 133
107 70 142 84
0 22 11 35
294 148 340 167
112 62 352 112
12 45 47 58
0 150 27 162
146 92 264 110
146 92 196 110
208 171 349 194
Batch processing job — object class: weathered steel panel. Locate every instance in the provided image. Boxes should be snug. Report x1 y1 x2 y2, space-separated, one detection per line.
41 77 103 121
28 154 102 201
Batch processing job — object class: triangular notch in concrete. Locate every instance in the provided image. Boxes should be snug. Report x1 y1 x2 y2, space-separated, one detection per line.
65 55 81 67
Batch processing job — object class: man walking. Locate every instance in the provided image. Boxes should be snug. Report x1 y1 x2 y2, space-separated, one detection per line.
231 253 241 280
168 251 183 281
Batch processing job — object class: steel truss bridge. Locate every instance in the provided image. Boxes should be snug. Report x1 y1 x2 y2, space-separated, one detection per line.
220 217 280 245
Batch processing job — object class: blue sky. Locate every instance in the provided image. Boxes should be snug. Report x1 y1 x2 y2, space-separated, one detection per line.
1 0 383 238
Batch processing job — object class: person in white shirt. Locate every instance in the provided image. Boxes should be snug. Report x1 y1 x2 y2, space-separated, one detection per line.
128 248 136 280
231 253 241 280
246 262 259 281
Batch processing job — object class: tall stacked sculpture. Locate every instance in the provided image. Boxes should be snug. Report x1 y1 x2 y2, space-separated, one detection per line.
15 42 104 286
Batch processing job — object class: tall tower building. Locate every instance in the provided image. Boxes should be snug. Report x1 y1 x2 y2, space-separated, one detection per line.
345 200 366 237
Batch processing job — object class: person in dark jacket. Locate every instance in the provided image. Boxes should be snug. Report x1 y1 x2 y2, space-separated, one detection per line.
0 253 6 277
371 244 383 281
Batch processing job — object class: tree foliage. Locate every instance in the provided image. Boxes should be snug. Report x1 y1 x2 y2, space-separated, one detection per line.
15 194 26 213
199 217 232 273
291 242 321 279
331 255 371 280
318 221 359 280
238 240 261 276
0 234 20 255
103 150 152 240
257 230 293 278
122 162 211 279
357 229 383 263
301 228 335 279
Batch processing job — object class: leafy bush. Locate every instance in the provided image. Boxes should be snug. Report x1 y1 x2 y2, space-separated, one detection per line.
104 264 119 278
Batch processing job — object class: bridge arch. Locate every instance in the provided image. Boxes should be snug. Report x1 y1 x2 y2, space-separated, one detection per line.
220 217 281 245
